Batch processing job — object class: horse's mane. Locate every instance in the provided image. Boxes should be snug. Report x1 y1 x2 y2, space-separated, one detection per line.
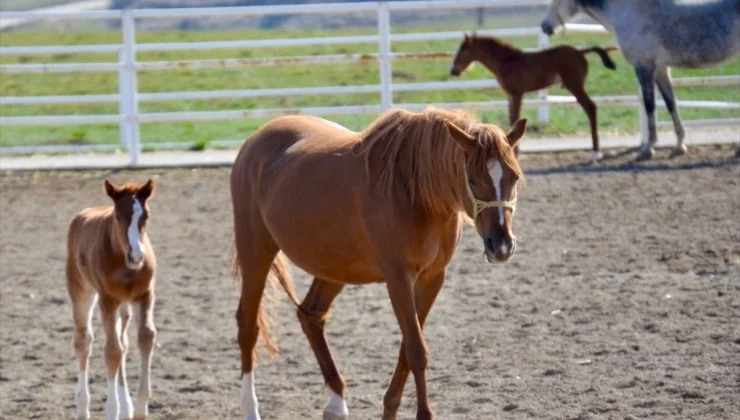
470 35 522 56
355 107 523 219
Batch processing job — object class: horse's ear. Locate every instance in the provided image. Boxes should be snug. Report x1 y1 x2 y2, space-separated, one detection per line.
137 178 155 201
444 119 475 150
506 118 527 149
464 33 471 44
104 179 121 200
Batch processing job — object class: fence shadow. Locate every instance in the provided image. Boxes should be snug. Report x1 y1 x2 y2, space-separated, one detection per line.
525 153 740 177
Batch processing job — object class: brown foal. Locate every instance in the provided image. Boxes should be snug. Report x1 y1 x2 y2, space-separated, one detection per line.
450 33 618 162
66 179 157 420
230 108 527 420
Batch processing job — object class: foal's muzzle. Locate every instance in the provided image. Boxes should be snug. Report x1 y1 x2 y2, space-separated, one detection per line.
450 66 461 76
484 234 515 264
126 247 144 269
541 21 554 36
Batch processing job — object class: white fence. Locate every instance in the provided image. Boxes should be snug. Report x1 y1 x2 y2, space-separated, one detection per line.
1 0 738 166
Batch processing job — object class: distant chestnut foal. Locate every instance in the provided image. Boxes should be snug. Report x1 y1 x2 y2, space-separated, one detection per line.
66 179 157 420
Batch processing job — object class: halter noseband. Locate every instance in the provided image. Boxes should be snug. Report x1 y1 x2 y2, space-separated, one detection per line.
465 178 517 220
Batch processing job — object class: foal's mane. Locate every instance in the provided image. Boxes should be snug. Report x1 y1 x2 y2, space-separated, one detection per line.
355 107 522 219
470 34 522 56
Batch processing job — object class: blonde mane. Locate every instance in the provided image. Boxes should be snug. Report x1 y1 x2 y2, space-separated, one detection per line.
355 107 523 219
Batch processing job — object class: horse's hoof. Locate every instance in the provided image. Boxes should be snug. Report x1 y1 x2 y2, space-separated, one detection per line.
636 147 655 161
323 411 348 420
671 144 688 156
589 151 603 164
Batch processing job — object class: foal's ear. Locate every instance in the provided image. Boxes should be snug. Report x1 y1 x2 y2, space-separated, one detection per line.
444 119 475 151
137 178 155 201
104 179 121 200
506 118 528 149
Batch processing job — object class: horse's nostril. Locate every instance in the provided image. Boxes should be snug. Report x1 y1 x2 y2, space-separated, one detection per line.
484 236 495 252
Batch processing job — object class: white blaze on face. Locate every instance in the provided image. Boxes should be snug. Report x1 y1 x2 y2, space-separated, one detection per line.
127 199 145 266
487 159 505 227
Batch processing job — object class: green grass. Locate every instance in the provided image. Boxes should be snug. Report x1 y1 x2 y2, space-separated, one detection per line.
1 26 738 149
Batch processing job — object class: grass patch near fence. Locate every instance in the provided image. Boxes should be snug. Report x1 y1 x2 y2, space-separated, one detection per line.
1 26 738 149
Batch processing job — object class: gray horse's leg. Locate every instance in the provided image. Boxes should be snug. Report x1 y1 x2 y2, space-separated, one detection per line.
635 65 657 161
655 67 687 155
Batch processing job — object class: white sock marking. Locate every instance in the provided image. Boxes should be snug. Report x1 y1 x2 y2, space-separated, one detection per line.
126 199 145 268
75 371 90 419
118 378 133 419
324 390 349 417
105 379 119 420
488 159 505 226
241 371 261 420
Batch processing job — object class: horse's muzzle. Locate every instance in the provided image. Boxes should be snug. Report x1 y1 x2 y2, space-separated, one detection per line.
126 248 144 270
450 66 461 77
484 234 515 264
541 21 554 36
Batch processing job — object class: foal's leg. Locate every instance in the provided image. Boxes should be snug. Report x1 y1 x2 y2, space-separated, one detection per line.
508 94 523 156
117 303 134 419
70 288 98 420
133 291 157 419
655 66 687 155
235 240 279 420
635 64 658 160
563 80 601 163
384 264 434 420
383 271 445 420
99 295 124 420
297 278 347 420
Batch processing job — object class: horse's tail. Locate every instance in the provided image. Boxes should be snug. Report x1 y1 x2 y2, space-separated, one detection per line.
580 46 618 71
230 242 301 358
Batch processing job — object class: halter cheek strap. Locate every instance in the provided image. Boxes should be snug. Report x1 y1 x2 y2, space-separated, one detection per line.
465 179 517 220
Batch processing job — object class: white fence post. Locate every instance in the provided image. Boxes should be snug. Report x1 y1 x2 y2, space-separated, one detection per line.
376 1 392 110
537 31 549 124
120 9 141 166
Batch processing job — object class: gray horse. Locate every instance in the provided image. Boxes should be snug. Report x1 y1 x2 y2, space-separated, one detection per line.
540 0 740 160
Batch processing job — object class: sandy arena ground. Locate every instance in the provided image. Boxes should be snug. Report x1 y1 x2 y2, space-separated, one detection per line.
1 144 739 420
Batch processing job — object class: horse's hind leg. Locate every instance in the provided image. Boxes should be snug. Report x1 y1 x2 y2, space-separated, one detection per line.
234 226 279 420
133 290 156 420
382 271 445 420
635 64 658 160
562 74 601 163
507 93 523 156
69 280 97 420
297 278 347 420
655 67 687 156
117 304 134 419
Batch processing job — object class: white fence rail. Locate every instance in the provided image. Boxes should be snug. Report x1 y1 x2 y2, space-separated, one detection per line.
0 0 738 166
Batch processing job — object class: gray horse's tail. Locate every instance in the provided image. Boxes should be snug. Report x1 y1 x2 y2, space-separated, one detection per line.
580 46 618 71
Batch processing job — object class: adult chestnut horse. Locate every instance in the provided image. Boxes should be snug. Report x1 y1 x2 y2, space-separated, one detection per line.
450 33 617 163
66 179 157 420
230 108 526 420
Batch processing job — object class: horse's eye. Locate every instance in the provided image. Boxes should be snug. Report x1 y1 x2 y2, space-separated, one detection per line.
468 176 477 186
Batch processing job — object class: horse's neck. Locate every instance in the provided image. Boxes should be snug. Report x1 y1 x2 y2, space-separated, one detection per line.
476 40 520 75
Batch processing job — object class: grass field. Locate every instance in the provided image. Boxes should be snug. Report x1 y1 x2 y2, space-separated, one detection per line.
1 25 738 150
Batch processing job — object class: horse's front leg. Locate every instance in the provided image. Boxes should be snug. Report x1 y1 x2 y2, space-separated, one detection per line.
635 64 657 161
655 67 687 156
133 290 157 420
383 271 445 420
383 264 434 420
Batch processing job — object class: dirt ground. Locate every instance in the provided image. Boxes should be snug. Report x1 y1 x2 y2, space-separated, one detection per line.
1 144 739 420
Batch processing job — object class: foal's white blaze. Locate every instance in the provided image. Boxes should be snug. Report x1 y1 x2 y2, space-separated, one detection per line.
324 390 349 418
487 159 505 226
127 199 145 268
241 371 261 420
